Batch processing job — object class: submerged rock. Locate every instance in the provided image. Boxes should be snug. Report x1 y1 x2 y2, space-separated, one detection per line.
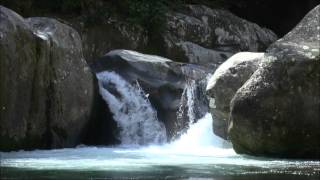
92 50 209 140
162 5 277 66
206 52 264 139
229 5 320 159
0 6 95 150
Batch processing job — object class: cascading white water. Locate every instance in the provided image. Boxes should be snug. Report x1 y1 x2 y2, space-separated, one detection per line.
186 80 196 124
176 76 211 139
180 80 197 125
138 113 235 156
176 80 198 138
167 73 235 154
96 70 226 150
171 113 225 148
96 71 167 145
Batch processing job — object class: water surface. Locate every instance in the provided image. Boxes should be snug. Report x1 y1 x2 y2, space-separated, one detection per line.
1 114 319 179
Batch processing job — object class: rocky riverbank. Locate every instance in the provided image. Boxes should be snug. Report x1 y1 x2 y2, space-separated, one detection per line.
1 3 319 159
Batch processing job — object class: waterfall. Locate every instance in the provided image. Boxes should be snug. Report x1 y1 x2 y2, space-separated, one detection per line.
172 76 231 150
175 78 209 139
176 80 197 133
137 113 234 156
96 71 167 145
185 80 197 125
171 113 231 149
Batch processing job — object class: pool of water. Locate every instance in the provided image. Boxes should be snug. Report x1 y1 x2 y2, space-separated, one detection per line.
1 114 319 179
1 145 319 180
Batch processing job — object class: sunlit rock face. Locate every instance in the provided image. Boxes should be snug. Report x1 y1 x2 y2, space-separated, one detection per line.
162 5 277 67
206 52 264 139
92 50 209 140
0 6 95 151
229 5 320 159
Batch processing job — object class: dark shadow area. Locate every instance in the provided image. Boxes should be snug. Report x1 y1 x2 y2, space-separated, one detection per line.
81 76 120 146
225 0 319 36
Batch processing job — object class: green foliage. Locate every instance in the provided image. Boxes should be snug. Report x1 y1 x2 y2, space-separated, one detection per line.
115 0 169 30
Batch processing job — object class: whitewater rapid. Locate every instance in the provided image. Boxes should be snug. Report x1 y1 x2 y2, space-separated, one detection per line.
97 71 167 145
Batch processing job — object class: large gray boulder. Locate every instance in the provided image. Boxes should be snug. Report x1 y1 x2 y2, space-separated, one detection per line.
0 6 95 150
173 41 234 69
27 17 95 148
71 18 148 63
162 5 277 67
0 6 42 150
229 5 320 159
206 52 264 139
70 5 276 68
92 50 209 140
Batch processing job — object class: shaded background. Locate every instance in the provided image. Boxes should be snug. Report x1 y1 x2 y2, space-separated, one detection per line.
0 0 318 36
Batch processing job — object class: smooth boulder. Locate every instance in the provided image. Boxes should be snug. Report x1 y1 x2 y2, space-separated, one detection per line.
0 6 43 150
27 17 95 148
229 5 320 159
206 52 264 139
0 6 95 150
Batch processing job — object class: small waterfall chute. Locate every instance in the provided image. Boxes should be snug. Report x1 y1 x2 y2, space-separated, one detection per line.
171 113 229 148
175 77 210 139
136 113 235 156
175 80 197 138
97 71 167 145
